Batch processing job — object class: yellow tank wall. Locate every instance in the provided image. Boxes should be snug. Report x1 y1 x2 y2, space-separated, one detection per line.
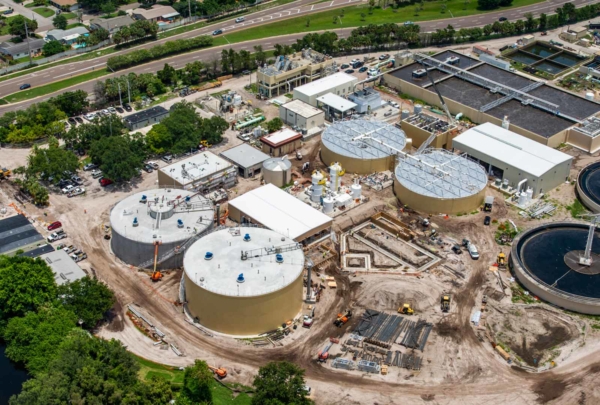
321 143 394 174
184 271 304 336
394 179 485 214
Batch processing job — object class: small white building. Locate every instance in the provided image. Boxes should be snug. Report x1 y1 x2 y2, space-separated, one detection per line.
219 143 270 178
279 99 324 132
157 151 237 191
293 72 358 106
228 184 333 243
316 93 357 121
40 250 87 286
452 123 572 197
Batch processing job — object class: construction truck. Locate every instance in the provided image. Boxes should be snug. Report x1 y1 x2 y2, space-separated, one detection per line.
317 342 333 362
0 167 10 180
497 252 507 269
441 294 451 312
333 310 352 327
484 196 494 212
208 366 227 379
399 303 414 315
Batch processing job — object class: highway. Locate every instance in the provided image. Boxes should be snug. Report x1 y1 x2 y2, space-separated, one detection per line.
0 0 597 113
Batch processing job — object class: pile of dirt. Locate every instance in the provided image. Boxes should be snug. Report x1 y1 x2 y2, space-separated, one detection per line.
435 315 463 343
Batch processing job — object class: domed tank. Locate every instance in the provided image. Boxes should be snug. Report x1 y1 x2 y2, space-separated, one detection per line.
263 157 292 188
351 179 362 199
323 196 335 214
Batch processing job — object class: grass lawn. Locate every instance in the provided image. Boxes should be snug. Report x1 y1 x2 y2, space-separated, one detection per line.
33 7 56 18
61 12 77 19
66 22 85 29
0 15 23 35
133 355 252 405
213 0 543 44
24 2 39 8
0 69 108 103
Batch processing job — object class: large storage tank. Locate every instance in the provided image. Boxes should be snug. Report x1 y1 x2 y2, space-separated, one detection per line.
262 157 292 188
577 161 600 213
183 228 305 336
394 149 487 214
321 118 406 174
110 189 213 269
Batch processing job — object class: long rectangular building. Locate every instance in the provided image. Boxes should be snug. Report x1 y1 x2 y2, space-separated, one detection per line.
293 72 358 106
383 50 600 152
452 123 572 196
157 151 236 191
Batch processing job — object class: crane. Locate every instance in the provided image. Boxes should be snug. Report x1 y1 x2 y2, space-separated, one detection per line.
150 241 163 281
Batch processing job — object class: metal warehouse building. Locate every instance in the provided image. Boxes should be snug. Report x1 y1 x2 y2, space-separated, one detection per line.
383 51 600 152
158 152 237 191
453 123 572 197
279 99 324 133
228 183 332 243
123 106 169 130
293 72 358 106
220 143 270 178
0 215 47 256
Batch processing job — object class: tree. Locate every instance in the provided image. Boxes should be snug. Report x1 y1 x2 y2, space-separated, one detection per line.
52 14 67 30
266 117 283 133
146 124 171 155
253 45 266 67
498 0 512 6
42 40 64 57
4 306 77 375
477 0 499 10
0 256 57 324
251 361 312 405
57 277 115 329
157 63 178 87
89 135 145 182
562 2 576 21
524 12 535 31
180 360 213 403
538 12 547 30
49 90 89 117
26 137 79 182
9 16 38 37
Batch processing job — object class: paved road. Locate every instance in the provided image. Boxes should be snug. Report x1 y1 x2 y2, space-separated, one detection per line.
0 0 597 113
4 0 55 28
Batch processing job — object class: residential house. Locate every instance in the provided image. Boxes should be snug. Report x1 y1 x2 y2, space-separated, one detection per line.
131 5 180 23
45 26 89 46
49 0 79 12
0 38 45 60
89 15 135 35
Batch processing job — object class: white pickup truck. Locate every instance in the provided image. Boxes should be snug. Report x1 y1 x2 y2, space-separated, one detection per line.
48 231 67 242
68 187 85 198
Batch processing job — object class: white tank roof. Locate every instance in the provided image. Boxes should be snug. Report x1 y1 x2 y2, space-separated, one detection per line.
184 227 304 297
263 157 292 172
110 189 213 244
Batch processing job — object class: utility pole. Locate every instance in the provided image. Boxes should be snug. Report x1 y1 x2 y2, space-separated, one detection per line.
24 20 32 65
117 82 122 107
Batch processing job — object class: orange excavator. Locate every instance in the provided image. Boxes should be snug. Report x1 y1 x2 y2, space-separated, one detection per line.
151 241 163 282
208 366 227 379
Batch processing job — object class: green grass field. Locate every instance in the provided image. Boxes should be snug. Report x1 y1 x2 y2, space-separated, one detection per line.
61 12 77 19
1 69 108 104
213 0 543 44
33 7 56 17
133 355 252 405
0 15 22 35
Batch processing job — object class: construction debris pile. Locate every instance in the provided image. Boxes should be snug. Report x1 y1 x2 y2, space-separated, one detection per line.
400 319 433 351
354 309 408 348
359 171 394 191
519 200 556 219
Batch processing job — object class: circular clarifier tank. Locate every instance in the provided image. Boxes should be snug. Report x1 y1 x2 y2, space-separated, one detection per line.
511 222 600 314
183 227 305 336
577 161 600 213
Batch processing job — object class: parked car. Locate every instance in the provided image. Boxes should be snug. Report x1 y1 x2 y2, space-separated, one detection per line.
242 69 251 75
143 165 153 173
484 215 491 226
235 17 245 23
379 54 389 60
162 155 173 163
352 61 363 68
91 169 103 179
48 221 62 231
212 29 223 35
83 163 96 171
3 9 13 15
75 116 83 124
107 107 117 114
499 16 507 21
58 179 72 188
468 243 480 260
68 117 77 125
340 63 349 69
148 161 159 170
62 184 74 194
101 109 110 115
389 101 399 108
116 106 124 113
19 83 31 90
358 66 368 73
99 178 113 187
404 21 414 25
344 69 355 74
123 103 132 112
47 231 67 243
71 175 83 185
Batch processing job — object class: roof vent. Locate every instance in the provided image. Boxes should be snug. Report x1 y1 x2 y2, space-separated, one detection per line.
237 273 245 283
244 233 251 242
185 196 191 202
133 217 139 227
177 219 184 228
276 254 284 263
204 252 213 260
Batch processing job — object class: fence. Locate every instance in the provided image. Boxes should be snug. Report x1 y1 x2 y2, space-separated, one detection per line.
0 39 112 76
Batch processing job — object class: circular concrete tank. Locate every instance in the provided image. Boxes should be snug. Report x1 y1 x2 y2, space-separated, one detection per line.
394 149 487 214
510 222 600 315
263 157 292 188
110 189 213 269
577 162 600 213
321 118 406 174
183 227 304 336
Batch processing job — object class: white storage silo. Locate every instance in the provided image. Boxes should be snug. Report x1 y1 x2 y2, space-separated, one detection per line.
329 162 343 192
311 171 324 202
323 196 335 214
351 180 362 199
263 157 292 188
414 104 423 114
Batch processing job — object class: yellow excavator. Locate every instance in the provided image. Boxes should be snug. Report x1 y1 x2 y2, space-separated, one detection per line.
151 241 163 282
497 252 506 269
398 303 414 315
0 167 11 180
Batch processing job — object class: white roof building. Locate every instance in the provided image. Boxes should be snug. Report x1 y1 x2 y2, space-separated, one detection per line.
317 93 357 119
228 184 333 242
157 151 237 191
452 123 572 196
40 250 87 286
293 72 358 106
